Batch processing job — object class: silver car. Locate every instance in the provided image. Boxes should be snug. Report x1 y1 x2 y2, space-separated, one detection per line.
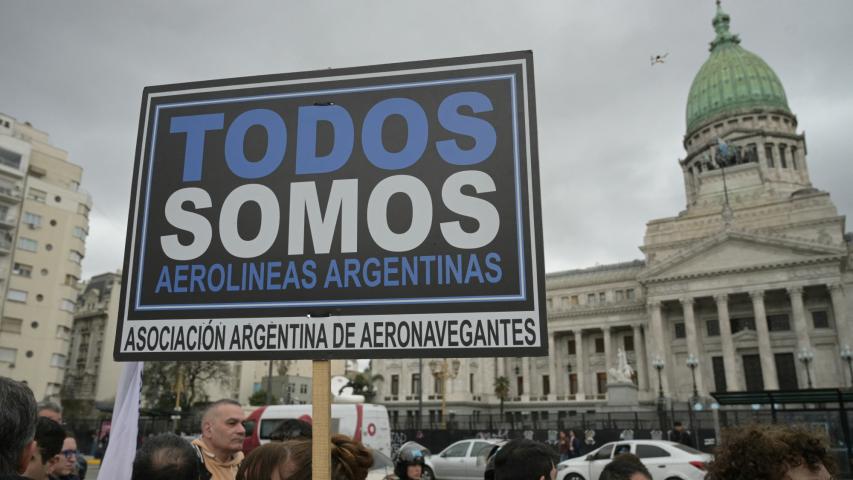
556 440 711 480
423 439 504 480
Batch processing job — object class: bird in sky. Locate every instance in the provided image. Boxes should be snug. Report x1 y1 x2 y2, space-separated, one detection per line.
650 53 669 66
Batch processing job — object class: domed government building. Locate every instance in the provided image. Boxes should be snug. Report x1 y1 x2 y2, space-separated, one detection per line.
372 4 853 427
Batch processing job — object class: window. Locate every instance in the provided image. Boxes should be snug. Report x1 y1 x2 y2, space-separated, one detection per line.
6 289 27 303
615 290 624 301
712 356 727 393
779 144 787 168
300 384 308 394
434 376 442 394
22 212 41 229
706 319 720 337
50 354 67 368
594 337 605 353
765 144 775 167
767 314 790 332
12 263 32 277
569 373 578 394
0 347 16 364
27 188 46 203
674 322 686 339
60 299 75 312
72 226 87 240
17 237 37 252
599 292 606 303
542 375 550 396
812 311 830 329
56 326 71 340
469 373 475 392
517 376 524 395
775 353 799 390
567 339 576 355
587 293 596 305
411 373 421 395
596 372 607 394
743 354 765 391
592 444 614 461
443 442 470 458
636 445 671 458
570 295 579 305
623 335 634 352
731 317 756 333
287 383 295 393
391 375 399 396
69 250 83 264
626 289 635 300
0 317 22 334
614 444 632 456
0 147 22 169
77 203 90 218
64 274 79 286
790 147 798 169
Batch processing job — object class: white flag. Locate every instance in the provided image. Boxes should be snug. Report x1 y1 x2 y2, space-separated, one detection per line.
98 361 144 480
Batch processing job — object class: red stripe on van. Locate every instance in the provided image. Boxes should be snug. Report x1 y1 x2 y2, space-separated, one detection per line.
354 404 363 442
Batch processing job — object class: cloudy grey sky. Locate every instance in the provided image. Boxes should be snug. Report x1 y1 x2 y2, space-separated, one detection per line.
1 0 851 279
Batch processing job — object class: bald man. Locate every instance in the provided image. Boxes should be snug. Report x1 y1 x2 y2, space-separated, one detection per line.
191 400 245 480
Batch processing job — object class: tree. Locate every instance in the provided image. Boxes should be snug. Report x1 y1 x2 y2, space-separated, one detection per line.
494 376 510 418
249 389 269 406
342 370 384 402
141 361 233 411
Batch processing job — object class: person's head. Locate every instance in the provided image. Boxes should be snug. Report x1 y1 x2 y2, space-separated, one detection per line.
558 431 567 440
707 424 838 480
51 433 78 476
37 401 62 423
673 421 684 432
201 399 246 457
24 417 65 480
0 376 38 475
568 430 576 438
268 418 313 442
394 442 427 480
599 454 652 480
131 433 200 480
237 434 372 480
494 438 559 480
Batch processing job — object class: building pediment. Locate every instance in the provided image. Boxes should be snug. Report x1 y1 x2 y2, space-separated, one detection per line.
639 229 845 283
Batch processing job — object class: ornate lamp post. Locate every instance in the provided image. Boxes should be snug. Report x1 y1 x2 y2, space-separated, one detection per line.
685 354 700 446
797 348 814 389
841 345 853 387
652 355 667 431
429 359 461 429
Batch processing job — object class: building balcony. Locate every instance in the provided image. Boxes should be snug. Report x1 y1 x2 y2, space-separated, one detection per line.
0 215 16 228
0 239 11 255
0 185 21 203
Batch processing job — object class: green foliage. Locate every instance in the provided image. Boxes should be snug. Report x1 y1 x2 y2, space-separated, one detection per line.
494 376 510 416
343 370 384 402
141 361 233 411
249 389 269 406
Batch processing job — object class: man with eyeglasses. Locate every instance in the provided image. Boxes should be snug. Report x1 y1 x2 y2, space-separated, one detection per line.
47 432 79 480
35 404 86 480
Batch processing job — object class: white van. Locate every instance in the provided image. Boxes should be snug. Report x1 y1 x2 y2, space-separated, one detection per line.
243 403 392 458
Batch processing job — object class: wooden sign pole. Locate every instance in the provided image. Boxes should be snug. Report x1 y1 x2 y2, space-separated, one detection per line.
312 359 332 479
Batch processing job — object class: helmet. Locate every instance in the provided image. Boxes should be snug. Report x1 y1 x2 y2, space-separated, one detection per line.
394 442 428 479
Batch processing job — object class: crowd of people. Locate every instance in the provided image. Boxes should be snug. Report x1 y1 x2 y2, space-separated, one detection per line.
0 375 844 480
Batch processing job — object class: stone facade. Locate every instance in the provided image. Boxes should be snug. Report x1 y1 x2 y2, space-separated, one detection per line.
371 6 853 422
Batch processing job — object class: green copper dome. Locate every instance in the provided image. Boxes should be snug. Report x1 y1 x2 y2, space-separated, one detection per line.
685 3 791 136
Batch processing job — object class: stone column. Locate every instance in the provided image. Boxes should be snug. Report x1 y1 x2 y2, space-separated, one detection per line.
497 357 505 377
603 326 613 382
522 356 530 398
681 297 705 396
751 290 779 390
829 284 851 349
788 286 811 350
575 329 586 400
714 293 741 391
633 324 648 391
548 332 558 398
647 301 669 395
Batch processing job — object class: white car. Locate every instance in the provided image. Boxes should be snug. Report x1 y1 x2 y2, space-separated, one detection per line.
556 440 711 480
423 438 504 480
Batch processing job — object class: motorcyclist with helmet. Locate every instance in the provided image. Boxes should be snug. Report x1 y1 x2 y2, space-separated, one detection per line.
393 442 429 480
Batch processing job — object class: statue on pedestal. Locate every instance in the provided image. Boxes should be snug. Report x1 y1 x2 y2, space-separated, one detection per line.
608 347 635 384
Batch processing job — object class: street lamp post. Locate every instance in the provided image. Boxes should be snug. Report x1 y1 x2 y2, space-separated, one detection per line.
842 345 853 387
797 348 815 389
652 355 667 432
429 359 461 430
686 354 700 447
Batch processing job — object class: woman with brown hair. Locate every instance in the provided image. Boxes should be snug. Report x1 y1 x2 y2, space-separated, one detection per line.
237 433 373 480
